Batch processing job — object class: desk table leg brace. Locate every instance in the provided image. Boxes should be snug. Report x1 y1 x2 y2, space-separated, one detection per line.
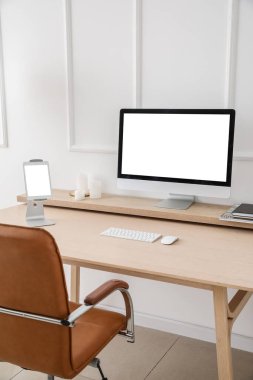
70 265 80 303
213 287 252 380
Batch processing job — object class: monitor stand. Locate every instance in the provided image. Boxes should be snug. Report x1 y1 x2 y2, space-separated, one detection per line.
156 194 195 210
26 200 55 227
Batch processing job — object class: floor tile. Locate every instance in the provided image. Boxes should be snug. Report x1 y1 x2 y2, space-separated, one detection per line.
146 336 253 380
232 348 253 380
0 362 21 380
81 325 178 380
11 369 90 380
146 336 218 380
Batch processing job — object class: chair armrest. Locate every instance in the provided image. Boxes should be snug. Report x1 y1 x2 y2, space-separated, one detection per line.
84 279 129 305
66 279 135 342
84 279 134 342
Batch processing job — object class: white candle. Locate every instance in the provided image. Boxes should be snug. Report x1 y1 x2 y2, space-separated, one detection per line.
74 189 85 201
76 173 88 193
89 179 102 199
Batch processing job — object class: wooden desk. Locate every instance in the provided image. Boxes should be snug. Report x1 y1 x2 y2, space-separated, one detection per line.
1 201 253 380
17 189 253 229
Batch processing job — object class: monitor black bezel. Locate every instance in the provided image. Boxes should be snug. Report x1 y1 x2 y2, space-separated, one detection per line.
117 109 235 187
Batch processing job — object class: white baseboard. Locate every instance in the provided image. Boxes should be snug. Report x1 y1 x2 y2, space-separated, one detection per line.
100 304 253 353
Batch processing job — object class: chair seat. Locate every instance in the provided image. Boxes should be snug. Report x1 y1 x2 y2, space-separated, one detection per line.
69 302 126 373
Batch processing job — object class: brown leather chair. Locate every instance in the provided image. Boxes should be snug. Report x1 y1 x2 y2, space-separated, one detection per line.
0 223 134 380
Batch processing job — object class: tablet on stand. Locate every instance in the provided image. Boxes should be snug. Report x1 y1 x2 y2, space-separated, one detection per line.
23 159 55 227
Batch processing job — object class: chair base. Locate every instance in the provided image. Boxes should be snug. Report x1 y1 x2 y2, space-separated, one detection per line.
46 358 107 380
89 358 108 380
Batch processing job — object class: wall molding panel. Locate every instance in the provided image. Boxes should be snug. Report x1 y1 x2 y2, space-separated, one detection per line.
64 0 75 151
134 0 142 108
234 152 253 161
65 0 139 154
0 19 7 148
224 0 239 108
64 0 251 162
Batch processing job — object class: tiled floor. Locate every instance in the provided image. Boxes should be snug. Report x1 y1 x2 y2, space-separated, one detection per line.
1 326 253 380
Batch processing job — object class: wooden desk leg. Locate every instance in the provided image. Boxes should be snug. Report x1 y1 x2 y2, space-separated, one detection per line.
213 287 233 380
70 265 80 303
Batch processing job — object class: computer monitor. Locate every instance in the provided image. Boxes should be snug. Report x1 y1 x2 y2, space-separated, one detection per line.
23 159 55 226
117 109 235 209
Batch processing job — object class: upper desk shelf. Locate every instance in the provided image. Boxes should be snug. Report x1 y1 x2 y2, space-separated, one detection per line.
17 189 253 230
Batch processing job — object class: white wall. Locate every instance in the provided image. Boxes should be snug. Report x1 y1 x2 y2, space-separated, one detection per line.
1 0 253 351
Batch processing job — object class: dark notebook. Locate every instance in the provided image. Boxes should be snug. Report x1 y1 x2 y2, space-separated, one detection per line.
232 203 253 219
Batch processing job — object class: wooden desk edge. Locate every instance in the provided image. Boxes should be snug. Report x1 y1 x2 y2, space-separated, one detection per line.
61 257 253 293
17 190 253 230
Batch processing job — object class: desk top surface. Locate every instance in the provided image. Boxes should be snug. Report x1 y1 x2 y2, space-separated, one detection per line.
17 189 253 229
1 204 253 291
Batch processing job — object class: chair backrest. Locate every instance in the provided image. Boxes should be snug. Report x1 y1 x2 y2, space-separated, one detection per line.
0 223 74 377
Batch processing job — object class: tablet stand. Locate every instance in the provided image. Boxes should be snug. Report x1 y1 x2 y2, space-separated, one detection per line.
26 200 55 227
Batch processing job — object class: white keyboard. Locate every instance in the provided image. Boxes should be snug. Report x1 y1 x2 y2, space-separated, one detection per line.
101 227 161 243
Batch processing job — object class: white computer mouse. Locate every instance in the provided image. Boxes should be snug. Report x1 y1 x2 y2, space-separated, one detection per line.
161 236 178 245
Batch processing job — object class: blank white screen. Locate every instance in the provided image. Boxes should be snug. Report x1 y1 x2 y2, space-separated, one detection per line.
24 164 51 197
121 113 230 182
